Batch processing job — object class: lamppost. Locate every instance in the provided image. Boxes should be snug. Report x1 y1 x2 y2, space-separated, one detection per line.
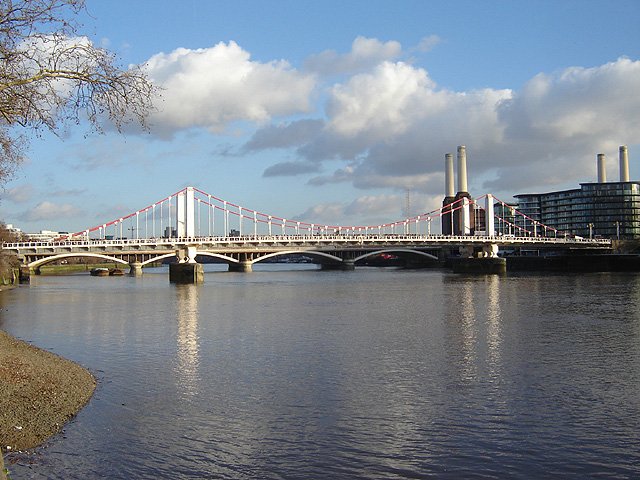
615 220 621 240
588 223 594 239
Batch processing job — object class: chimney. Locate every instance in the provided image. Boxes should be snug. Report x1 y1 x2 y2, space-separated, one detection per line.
619 145 630 182
457 145 468 193
597 153 607 183
445 153 455 197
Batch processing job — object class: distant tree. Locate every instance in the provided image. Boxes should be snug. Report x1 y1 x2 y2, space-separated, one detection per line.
0 222 19 284
0 0 156 183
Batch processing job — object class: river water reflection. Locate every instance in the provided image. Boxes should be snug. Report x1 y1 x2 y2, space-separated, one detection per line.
2 265 640 479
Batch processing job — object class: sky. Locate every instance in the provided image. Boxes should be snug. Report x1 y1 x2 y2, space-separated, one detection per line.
1 0 640 234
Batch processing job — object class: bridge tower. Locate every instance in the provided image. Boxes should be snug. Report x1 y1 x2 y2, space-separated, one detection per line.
176 187 196 238
171 187 204 283
484 194 495 236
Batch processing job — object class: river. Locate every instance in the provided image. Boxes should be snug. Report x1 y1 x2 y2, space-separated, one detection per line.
2 265 640 479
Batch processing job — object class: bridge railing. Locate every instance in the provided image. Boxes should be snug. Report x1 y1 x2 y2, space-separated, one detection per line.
1 233 612 250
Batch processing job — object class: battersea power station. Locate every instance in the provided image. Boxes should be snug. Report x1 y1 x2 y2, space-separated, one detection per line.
442 145 640 239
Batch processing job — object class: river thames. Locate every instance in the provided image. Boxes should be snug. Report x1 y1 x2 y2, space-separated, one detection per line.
2 265 640 479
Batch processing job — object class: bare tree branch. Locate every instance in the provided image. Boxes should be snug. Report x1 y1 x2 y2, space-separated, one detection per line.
0 0 157 184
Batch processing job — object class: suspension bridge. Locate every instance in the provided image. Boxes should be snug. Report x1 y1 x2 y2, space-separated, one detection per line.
2 186 612 282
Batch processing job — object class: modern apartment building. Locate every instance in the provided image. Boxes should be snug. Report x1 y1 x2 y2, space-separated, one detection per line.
513 146 640 239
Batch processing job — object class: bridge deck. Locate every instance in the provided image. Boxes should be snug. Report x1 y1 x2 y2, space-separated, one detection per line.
3 233 611 254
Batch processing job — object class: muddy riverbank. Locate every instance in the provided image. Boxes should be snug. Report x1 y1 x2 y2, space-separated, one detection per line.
0 330 96 453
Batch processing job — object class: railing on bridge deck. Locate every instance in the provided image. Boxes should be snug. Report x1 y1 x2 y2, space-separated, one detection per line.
2 233 612 251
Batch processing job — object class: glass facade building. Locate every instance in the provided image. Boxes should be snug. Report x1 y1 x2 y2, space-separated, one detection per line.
514 182 640 239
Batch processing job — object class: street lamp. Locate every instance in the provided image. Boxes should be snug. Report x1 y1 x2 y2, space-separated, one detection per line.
615 221 621 240
588 223 594 239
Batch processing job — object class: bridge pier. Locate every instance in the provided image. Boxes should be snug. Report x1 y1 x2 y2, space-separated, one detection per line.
342 259 355 270
453 257 506 274
321 259 355 271
459 245 475 258
453 244 505 273
19 266 36 283
169 262 204 284
228 261 253 272
482 244 499 258
170 246 204 283
129 262 143 277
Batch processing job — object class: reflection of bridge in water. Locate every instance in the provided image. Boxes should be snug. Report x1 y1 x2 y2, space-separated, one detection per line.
2 186 612 282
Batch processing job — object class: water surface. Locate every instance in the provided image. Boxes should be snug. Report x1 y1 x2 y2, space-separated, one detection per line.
2 266 640 479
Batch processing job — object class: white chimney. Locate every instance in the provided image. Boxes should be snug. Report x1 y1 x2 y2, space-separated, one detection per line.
445 153 455 197
619 145 630 182
457 145 468 193
597 154 607 183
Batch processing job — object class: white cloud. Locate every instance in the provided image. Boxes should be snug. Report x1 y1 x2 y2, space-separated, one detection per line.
1 184 35 204
499 57 640 145
294 194 401 224
304 36 402 76
343 194 403 216
251 56 640 199
293 192 443 226
263 161 321 177
326 61 438 139
295 195 402 225
244 119 324 151
144 41 316 135
414 35 441 53
20 201 82 222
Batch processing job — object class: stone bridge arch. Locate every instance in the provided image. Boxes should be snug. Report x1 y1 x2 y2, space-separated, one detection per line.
252 250 343 265
353 248 439 263
138 253 177 267
193 251 243 265
29 252 129 269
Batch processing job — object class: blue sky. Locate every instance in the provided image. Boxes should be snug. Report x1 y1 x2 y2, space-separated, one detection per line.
2 0 640 234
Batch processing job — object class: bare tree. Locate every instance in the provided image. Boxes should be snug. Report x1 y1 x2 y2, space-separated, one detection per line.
0 0 156 183
0 222 19 283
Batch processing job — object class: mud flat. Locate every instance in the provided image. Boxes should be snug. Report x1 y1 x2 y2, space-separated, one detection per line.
0 330 96 454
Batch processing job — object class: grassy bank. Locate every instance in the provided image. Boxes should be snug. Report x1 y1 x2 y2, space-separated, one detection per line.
0 330 96 453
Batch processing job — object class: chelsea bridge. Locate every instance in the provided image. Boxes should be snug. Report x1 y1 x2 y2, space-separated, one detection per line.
2 186 611 282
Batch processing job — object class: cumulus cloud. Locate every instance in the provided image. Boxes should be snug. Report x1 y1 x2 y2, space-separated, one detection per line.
51 188 88 197
480 57 640 191
303 36 402 76
244 119 324 151
19 201 83 222
263 161 321 177
414 35 442 53
1 184 35 203
144 41 316 135
294 194 402 224
293 192 443 226
249 56 640 200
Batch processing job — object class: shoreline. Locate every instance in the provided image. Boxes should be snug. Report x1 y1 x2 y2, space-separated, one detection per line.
0 329 96 455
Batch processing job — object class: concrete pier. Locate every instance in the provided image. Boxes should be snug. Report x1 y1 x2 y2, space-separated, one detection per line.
452 257 506 274
169 263 204 284
228 261 253 272
321 260 355 271
129 262 143 277
19 266 33 283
